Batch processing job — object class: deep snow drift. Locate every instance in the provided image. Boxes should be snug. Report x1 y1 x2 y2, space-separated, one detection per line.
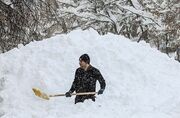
0 29 180 118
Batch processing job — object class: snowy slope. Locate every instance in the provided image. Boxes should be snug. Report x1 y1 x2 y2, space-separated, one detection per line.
0 29 180 118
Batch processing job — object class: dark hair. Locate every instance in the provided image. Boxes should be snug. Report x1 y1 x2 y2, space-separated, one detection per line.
79 54 90 64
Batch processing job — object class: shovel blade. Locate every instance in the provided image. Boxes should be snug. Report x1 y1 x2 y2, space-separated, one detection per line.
32 88 50 100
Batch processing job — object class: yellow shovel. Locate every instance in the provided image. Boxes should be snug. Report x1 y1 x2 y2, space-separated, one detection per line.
32 88 97 100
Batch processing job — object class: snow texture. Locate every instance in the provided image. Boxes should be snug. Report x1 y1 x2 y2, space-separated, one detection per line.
0 29 180 118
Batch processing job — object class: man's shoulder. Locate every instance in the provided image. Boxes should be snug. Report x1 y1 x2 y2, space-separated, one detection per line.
89 66 100 73
76 67 84 72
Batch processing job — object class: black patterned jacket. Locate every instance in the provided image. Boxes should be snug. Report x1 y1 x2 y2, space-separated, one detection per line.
69 65 106 94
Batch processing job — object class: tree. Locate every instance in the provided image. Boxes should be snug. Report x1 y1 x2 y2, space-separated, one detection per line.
0 0 62 52
0 0 179 60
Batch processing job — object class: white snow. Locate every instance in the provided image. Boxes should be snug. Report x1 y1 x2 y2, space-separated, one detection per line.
0 29 180 118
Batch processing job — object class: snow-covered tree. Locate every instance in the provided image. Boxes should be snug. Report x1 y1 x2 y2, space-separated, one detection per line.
0 0 62 52
0 0 179 59
138 0 180 54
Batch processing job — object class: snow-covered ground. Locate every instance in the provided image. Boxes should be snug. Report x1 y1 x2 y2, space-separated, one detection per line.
0 29 180 118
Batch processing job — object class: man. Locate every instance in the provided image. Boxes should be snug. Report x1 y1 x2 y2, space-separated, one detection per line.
65 54 106 104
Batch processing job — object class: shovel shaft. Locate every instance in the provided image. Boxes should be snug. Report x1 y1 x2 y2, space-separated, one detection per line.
49 92 97 97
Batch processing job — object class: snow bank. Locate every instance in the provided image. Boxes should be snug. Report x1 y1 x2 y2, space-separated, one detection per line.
0 29 180 118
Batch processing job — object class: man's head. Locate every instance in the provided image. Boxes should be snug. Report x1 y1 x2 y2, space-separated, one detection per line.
79 54 90 69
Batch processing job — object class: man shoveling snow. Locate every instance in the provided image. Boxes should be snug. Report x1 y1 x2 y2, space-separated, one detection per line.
65 54 106 104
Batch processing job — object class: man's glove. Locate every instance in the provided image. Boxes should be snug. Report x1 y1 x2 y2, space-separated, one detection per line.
98 89 104 95
65 91 72 97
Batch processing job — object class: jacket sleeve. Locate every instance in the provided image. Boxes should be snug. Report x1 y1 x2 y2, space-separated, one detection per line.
95 69 106 90
69 69 78 93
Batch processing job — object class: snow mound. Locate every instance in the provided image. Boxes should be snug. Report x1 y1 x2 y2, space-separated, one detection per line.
0 29 180 118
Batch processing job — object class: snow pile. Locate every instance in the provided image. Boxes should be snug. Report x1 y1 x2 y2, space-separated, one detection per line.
0 29 180 118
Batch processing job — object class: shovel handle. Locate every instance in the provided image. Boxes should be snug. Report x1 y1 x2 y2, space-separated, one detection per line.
49 92 97 97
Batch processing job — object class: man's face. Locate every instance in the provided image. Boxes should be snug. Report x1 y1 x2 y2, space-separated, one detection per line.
79 59 87 69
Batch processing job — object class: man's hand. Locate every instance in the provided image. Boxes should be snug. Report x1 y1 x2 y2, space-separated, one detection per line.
65 91 72 97
98 89 104 95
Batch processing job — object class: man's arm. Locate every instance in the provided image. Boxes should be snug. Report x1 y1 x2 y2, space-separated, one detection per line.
69 69 79 93
65 69 79 97
95 69 106 91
